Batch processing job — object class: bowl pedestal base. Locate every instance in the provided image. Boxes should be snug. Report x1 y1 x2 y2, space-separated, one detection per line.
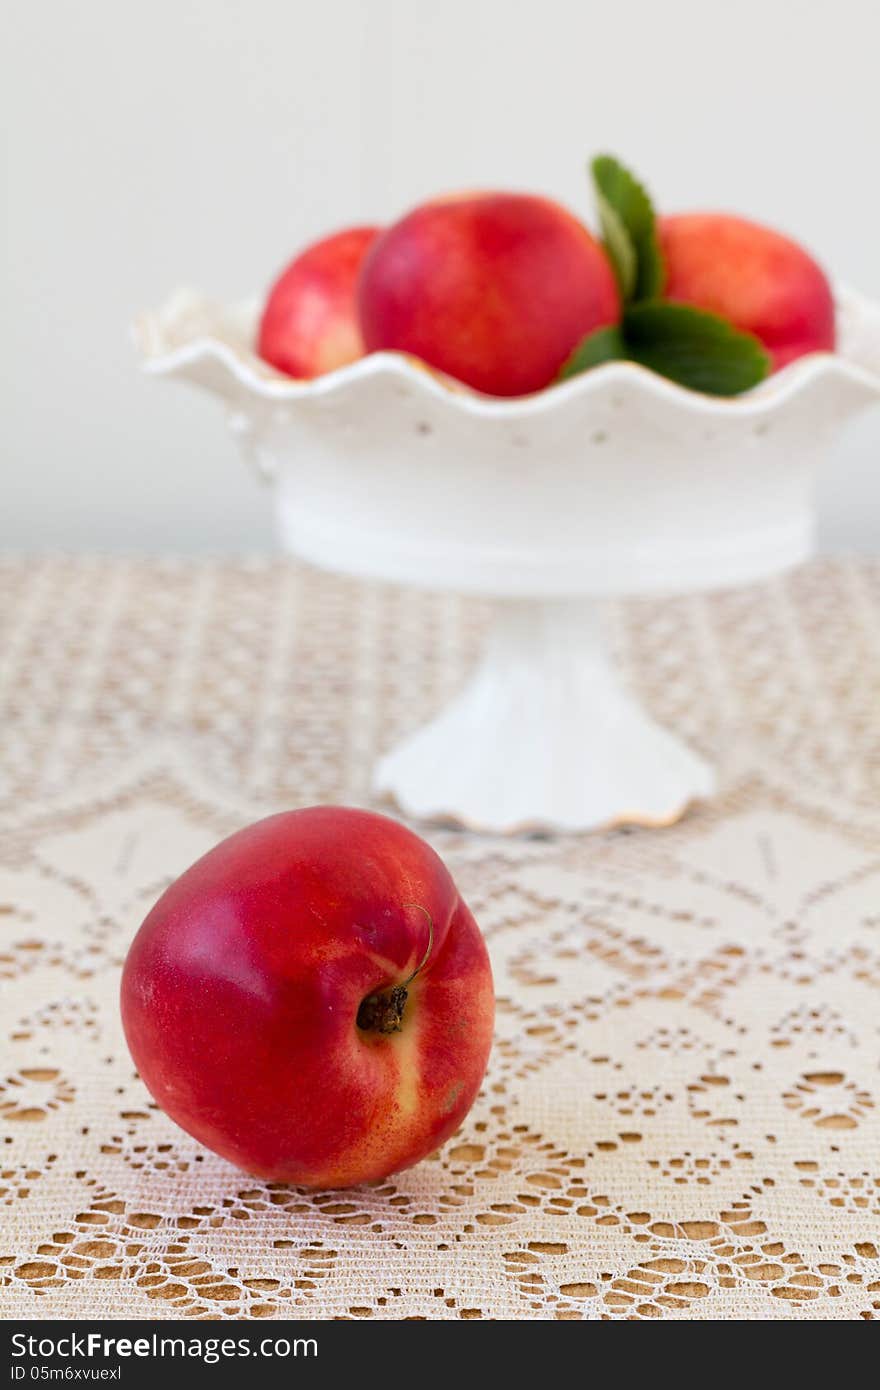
373 598 715 834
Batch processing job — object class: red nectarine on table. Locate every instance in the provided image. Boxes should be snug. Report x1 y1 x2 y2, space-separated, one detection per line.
121 807 494 1188
659 213 835 372
258 225 380 378
358 193 620 396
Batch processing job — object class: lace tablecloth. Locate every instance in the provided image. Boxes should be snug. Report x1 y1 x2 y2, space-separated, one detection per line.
1 555 879 1321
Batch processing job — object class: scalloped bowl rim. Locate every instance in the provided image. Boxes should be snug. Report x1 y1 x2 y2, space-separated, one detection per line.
134 292 880 422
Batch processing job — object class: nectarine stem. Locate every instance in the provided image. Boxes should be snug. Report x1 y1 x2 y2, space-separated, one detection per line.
356 904 434 1035
400 903 434 988
356 983 409 1034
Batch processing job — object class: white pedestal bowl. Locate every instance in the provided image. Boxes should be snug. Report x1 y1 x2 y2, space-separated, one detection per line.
136 289 880 833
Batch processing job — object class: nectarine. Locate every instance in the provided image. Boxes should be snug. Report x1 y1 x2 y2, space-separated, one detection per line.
259 225 380 378
358 193 620 396
121 807 494 1188
660 213 835 371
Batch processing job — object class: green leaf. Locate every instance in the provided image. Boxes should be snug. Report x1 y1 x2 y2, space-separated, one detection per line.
591 154 664 302
557 303 770 396
558 324 625 379
622 301 771 396
594 188 638 302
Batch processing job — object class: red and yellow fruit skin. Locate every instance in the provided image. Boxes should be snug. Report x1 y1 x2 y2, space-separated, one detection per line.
258 225 380 379
659 213 836 372
358 193 621 397
120 807 494 1189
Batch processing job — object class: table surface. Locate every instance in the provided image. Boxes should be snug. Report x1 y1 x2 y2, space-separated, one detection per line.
1 555 879 1321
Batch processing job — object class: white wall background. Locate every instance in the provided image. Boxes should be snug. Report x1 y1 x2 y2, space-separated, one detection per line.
3 0 879 553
